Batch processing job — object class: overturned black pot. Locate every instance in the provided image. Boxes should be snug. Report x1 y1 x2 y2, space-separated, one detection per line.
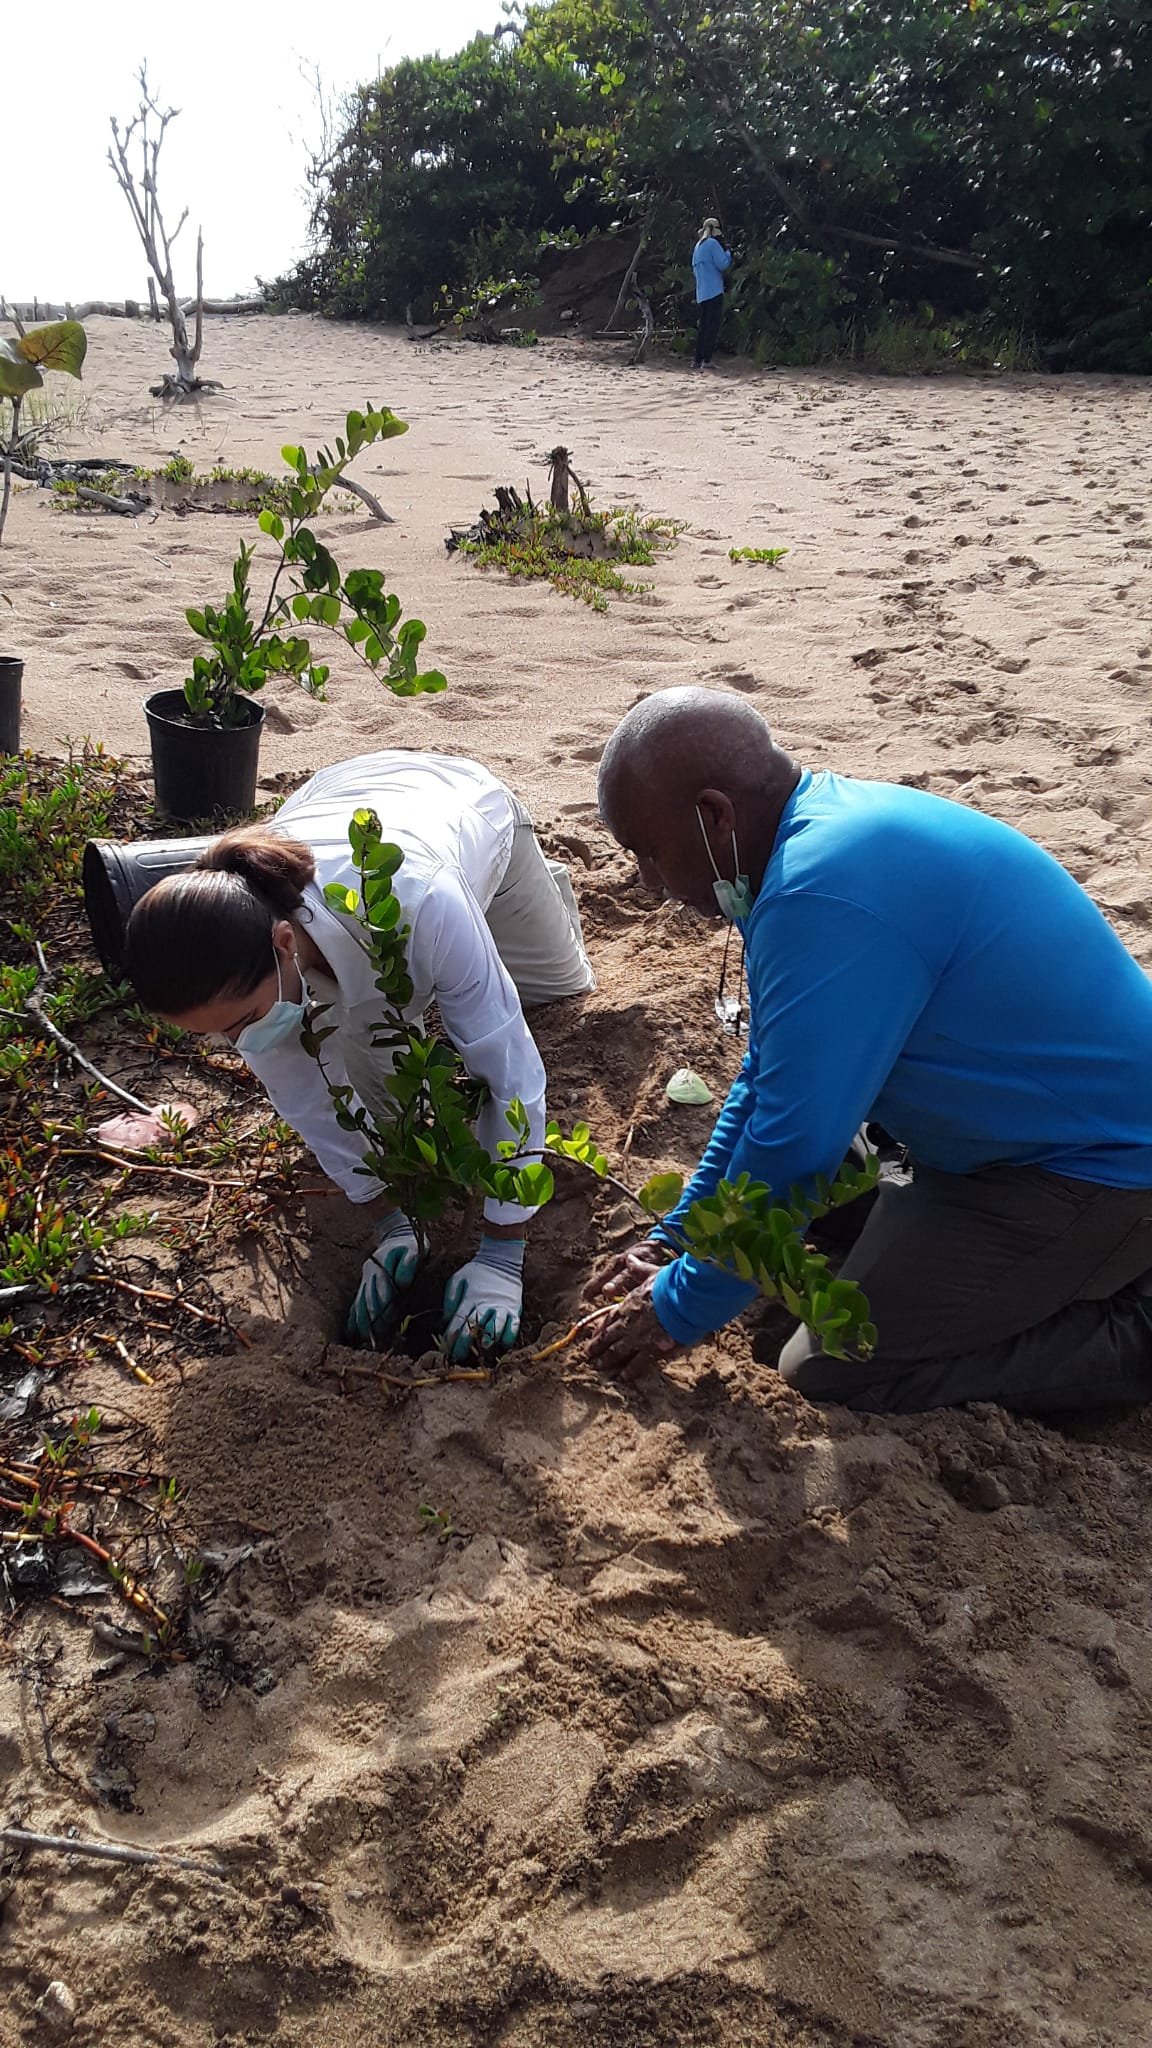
83 833 215 978
144 687 264 823
0 657 24 755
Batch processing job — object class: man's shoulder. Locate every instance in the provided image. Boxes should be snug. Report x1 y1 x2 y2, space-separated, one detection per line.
791 771 1006 844
761 772 1016 918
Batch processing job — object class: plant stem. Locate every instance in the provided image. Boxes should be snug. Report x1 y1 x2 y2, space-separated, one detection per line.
531 1300 621 1361
59 1148 247 1188
0 394 21 547
0 1493 167 1624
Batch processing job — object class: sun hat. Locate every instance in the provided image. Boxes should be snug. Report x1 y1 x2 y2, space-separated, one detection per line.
700 215 722 236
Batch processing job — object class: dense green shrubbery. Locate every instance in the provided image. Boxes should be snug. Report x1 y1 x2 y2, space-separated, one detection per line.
275 1 1152 373
274 39 600 324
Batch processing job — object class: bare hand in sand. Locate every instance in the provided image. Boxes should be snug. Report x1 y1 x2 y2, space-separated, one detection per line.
588 1275 678 1374
585 1240 668 1303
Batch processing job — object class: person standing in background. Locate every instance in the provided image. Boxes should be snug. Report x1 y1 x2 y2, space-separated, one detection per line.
692 216 732 371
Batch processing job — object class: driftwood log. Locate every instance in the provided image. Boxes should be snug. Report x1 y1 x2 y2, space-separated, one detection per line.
2 297 265 324
13 453 392 523
591 283 655 367
74 484 148 516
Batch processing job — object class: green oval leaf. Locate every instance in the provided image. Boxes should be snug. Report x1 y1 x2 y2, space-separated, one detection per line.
17 320 87 378
0 339 44 398
638 1171 684 1217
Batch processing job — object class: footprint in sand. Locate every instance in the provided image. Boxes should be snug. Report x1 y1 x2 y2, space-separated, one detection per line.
709 666 762 694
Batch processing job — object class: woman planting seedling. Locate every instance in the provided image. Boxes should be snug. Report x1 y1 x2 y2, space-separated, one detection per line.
119 750 594 1357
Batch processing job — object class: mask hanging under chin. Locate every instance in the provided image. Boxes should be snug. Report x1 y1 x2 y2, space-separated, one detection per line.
716 920 747 1037
696 806 754 924
695 805 750 1035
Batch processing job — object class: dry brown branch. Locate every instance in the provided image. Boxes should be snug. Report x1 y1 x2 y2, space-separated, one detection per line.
0 994 150 1112
323 1362 492 1390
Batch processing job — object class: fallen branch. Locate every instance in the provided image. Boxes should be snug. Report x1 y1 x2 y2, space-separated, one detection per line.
322 1362 491 1390
85 1271 243 1341
0 997 151 1113
1 1826 224 1877
74 485 146 516
60 1148 247 1188
180 295 264 316
0 1269 249 1349
336 475 393 524
56 1146 333 1200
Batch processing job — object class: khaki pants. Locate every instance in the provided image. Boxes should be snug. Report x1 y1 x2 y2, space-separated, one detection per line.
330 810 592 1126
780 1160 1152 1415
485 803 595 1006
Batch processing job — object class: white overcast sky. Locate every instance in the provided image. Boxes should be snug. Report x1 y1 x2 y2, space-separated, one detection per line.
7 0 496 302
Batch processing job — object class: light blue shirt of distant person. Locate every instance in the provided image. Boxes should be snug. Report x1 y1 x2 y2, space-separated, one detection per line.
692 235 732 304
651 770 1152 1348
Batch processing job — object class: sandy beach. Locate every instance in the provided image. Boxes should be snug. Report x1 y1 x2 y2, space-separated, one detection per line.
2 314 1152 2047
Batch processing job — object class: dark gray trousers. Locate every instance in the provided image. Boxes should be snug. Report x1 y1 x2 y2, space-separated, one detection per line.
779 1162 1152 1415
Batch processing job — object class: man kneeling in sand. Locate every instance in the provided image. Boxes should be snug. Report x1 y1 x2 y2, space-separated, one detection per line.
589 687 1152 1414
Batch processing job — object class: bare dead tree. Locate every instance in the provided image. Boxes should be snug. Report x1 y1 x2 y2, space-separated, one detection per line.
108 70 219 400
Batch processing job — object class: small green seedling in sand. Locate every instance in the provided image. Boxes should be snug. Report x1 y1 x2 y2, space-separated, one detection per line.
729 545 789 566
419 1503 455 1541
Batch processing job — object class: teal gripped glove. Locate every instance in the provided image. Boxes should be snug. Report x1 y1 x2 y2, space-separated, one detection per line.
346 1210 421 1346
442 1235 525 1362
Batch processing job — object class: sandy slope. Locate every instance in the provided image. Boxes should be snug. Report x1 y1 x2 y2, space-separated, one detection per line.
2 316 1152 2048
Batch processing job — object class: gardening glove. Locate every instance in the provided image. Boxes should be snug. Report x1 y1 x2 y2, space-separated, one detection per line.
346 1211 421 1346
442 1236 524 1362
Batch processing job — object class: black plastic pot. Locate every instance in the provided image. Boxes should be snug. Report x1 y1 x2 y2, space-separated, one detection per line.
0 657 24 755
83 833 215 978
143 687 264 823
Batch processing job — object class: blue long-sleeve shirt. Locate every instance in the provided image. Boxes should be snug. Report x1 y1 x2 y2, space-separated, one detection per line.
692 236 732 303
652 770 1152 1348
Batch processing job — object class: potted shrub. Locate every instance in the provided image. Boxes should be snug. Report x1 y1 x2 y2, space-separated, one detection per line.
147 406 446 818
0 319 88 753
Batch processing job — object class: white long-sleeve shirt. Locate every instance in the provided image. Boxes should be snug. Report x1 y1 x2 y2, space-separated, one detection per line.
240 751 546 1225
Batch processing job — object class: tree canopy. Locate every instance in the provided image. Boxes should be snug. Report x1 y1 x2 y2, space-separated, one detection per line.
279 1 1152 371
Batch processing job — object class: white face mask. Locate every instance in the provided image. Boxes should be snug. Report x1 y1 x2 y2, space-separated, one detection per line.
235 950 308 1057
696 806 754 923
